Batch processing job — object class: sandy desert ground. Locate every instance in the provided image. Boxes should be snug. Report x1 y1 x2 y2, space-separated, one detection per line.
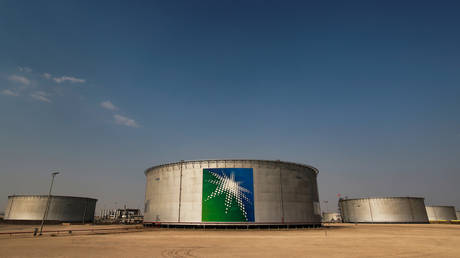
0 223 460 257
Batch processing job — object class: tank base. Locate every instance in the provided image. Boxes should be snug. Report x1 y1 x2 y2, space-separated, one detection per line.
143 222 322 229
2 220 94 225
342 222 429 224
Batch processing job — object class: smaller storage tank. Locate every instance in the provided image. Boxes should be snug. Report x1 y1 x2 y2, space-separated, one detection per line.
425 206 457 221
339 197 429 223
322 212 341 223
4 195 97 223
456 211 460 220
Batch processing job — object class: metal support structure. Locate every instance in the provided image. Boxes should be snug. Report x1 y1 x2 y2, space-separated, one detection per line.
39 171 60 236
408 198 415 221
279 161 285 224
323 201 329 213
82 200 88 224
338 200 345 222
368 198 374 223
178 160 184 222
6 195 14 219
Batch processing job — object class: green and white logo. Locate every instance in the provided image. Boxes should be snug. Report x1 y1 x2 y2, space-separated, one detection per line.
202 168 254 222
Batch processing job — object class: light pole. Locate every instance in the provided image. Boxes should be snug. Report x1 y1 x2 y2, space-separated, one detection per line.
39 171 60 236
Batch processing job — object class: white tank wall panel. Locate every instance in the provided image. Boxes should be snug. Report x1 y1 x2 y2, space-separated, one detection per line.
282 168 316 222
253 165 282 222
149 167 181 222
340 198 373 223
408 198 430 222
144 159 321 225
4 195 97 222
425 206 457 221
340 197 428 223
179 165 203 222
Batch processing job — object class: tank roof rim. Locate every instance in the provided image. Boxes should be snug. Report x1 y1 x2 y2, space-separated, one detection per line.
8 195 98 201
425 205 455 208
339 196 425 202
144 159 319 175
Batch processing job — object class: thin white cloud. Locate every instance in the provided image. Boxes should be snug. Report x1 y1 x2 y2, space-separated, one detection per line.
53 76 86 84
18 66 32 72
1 89 19 96
8 75 30 85
43 73 52 79
30 91 51 103
114 114 139 128
100 100 118 111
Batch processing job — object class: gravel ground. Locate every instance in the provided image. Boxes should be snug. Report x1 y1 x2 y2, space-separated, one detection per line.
0 223 459 257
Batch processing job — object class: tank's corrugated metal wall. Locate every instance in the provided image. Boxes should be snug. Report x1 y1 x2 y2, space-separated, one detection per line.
425 206 457 221
4 196 97 222
339 197 428 223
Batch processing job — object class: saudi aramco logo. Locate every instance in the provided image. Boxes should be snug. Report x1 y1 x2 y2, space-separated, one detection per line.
202 168 255 222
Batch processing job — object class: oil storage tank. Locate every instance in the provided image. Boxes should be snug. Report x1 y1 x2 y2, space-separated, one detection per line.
457 211 460 220
4 195 97 223
425 206 457 221
144 159 321 227
339 197 429 223
322 212 341 223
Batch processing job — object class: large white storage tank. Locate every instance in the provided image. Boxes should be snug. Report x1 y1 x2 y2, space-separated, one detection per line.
425 206 457 221
339 197 429 223
4 195 97 223
144 159 321 227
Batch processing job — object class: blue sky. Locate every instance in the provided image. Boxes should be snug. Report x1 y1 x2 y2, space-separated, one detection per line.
1 0 460 213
